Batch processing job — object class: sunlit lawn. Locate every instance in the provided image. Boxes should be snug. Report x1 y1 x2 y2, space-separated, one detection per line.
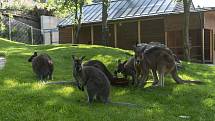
0 38 215 121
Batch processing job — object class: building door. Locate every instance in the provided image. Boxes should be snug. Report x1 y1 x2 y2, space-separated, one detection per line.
213 32 215 64
204 29 213 63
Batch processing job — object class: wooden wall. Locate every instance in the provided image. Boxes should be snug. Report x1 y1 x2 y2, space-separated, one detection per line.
167 29 203 61
204 11 215 31
117 21 138 49
59 27 72 44
204 11 215 63
108 24 115 47
84 24 115 46
79 26 91 44
165 13 201 31
141 19 165 44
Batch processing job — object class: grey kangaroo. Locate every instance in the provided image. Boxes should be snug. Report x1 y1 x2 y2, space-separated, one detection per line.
83 60 114 82
134 45 202 87
72 55 137 106
28 52 54 81
72 55 110 103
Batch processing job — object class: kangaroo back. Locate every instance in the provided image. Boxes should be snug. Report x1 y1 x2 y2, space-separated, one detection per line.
83 60 114 81
31 53 53 80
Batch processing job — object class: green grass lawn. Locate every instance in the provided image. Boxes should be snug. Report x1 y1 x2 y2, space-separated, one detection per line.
0 38 215 121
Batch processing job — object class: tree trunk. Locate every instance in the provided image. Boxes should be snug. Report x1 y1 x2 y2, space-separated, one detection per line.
75 1 84 44
102 0 109 46
183 0 192 61
73 0 79 44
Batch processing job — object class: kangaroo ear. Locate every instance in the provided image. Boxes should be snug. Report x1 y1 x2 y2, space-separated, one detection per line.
34 52 37 56
135 41 139 46
80 56 86 61
72 55 76 60
123 60 127 65
132 45 138 52
117 59 121 64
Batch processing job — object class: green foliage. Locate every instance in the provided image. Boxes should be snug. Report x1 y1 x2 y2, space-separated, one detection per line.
0 13 6 32
0 38 215 121
1 0 34 11
45 0 92 18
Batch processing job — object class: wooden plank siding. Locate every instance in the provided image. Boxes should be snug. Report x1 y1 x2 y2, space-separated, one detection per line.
204 29 212 62
79 26 91 44
86 24 115 46
117 21 138 49
59 27 73 44
204 11 215 31
204 11 215 63
165 13 201 31
166 30 203 61
141 19 165 44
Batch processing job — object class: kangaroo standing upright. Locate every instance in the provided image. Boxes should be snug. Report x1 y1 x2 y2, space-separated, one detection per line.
134 45 202 87
72 55 110 104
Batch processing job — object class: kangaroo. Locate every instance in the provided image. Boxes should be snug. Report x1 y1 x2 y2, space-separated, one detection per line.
72 55 111 103
83 60 114 82
72 55 137 106
133 42 183 86
134 45 202 87
46 60 114 90
28 52 54 81
115 57 136 85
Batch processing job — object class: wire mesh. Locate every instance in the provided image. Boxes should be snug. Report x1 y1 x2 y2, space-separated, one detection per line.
0 16 44 44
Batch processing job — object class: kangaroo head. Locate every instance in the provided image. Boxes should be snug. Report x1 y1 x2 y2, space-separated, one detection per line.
133 43 147 65
28 52 38 62
133 48 143 65
72 55 86 72
116 60 127 73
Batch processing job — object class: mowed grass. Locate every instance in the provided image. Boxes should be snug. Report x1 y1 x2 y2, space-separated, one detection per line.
0 38 215 121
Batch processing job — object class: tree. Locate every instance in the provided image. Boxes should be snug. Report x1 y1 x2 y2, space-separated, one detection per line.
182 0 192 61
49 0 91 43
102 0 109 46
72 0 84 44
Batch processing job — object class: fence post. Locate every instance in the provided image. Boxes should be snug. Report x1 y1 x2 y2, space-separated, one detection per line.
8 17 11 41
50 31 53 45
31 26 34 45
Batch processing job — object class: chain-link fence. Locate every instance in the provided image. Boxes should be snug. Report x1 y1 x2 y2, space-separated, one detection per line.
0 16 44 44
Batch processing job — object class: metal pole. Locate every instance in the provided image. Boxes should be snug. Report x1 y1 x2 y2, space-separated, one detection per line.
91 25 94 45
138 20 141 44
31 26 34 45
202 28 205 63
8 17 11 41
50 31 53 45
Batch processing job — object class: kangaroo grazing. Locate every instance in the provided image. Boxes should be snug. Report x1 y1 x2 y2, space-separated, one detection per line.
83 60 114 82
72 55 137 106
28 52 54 81
134 44 202 87
115 57 136 85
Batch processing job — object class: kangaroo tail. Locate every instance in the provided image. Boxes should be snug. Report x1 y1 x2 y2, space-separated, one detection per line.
45 81 77 85
110 102 138 107
182 80 203 84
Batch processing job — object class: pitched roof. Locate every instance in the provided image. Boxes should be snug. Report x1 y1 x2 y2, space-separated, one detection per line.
58 0 195 27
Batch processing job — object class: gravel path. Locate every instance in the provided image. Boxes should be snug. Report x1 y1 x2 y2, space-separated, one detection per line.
0 57 6 70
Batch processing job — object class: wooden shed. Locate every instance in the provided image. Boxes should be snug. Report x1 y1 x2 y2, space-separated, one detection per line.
58 0 215 64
